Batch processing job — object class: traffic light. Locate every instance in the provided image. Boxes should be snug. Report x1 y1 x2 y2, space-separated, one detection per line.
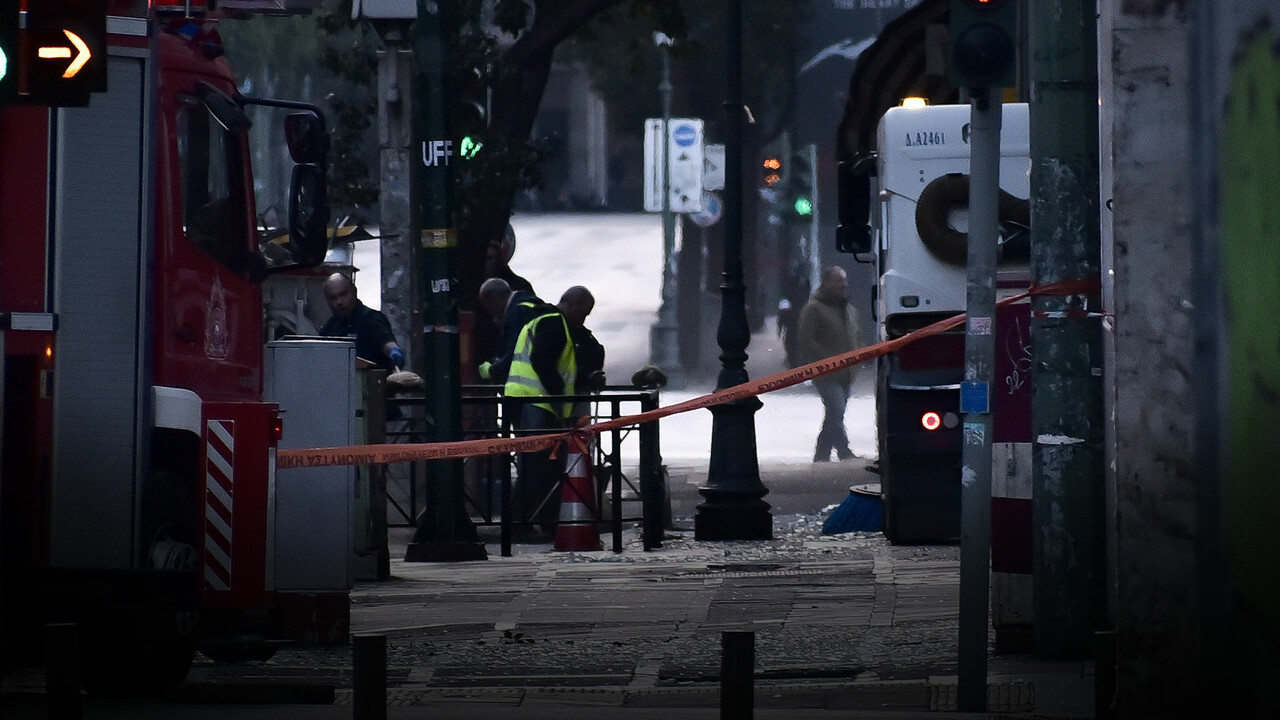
459 135 483 159
23 0 107 107
949 0 1017 89
787 152 814 218
835 157 874 256
456 65 489 159
457 99 485 159
0 0 17 105
761 156 782 188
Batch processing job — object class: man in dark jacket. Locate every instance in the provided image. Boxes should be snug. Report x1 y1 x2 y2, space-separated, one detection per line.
478 278 547 384
478 278 578 537
321 272 405 375
797 266 859 462
557 285 605 398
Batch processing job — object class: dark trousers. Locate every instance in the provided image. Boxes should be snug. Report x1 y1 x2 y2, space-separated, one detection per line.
514 404 564 528
814 381 852 461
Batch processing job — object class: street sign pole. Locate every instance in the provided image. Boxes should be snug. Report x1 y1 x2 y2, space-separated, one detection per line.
650 40 680 375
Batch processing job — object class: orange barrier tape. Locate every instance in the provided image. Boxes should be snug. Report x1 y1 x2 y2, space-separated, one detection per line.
276 288 1035 470
277 432 564 469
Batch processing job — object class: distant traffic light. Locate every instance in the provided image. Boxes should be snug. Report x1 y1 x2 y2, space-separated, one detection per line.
23 0 108 106
949 0 1017 89
0 0 17 105
788 152 814 218
762 156 782 188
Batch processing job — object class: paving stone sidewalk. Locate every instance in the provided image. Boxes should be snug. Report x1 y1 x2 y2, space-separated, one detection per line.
176 461 1094 717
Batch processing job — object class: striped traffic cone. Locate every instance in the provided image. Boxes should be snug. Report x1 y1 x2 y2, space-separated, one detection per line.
553 440 602 551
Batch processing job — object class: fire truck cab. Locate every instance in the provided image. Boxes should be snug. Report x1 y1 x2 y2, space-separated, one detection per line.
1 1 332 690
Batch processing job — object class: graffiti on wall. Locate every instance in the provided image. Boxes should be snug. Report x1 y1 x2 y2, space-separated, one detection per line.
1221 17 1280 634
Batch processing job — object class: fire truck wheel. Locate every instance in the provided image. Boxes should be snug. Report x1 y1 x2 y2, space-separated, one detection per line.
141 470 198 566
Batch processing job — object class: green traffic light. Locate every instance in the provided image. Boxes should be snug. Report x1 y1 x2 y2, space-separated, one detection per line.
460 136 483 159
1 0 19 103
793 196 813 216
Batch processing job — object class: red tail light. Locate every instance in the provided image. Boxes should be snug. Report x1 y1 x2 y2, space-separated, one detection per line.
271 415 284 443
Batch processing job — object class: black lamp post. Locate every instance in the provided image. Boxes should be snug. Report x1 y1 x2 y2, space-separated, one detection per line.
694 0 772 541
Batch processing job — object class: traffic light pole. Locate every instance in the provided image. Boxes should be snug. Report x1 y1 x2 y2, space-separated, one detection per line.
805 143 820 294
404 0 485 562
958 87 1000 713
948 1 1020 708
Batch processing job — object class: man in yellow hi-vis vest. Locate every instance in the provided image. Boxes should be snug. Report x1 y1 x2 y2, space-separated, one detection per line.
478 278 578 537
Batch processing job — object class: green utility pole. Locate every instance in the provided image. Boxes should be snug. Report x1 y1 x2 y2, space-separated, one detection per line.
404 0 485 562
1028 0 1104 656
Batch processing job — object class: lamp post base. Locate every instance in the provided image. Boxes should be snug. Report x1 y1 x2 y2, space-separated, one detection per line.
695 398 772 541
694 497 773 540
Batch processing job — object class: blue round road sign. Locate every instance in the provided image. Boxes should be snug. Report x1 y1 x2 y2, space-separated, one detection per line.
672 124 697 147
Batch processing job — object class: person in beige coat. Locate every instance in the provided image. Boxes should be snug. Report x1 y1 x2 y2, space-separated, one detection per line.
797 266 859 462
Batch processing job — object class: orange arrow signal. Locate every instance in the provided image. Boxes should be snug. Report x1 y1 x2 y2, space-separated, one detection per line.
36 30 91 79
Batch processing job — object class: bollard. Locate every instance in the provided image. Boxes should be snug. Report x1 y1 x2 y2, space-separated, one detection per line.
44 622 81 720
721 630 754 719
1095 630 1117 720
352 633 386 720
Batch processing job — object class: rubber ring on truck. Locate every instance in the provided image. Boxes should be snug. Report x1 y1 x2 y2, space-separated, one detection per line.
914 173 1031 266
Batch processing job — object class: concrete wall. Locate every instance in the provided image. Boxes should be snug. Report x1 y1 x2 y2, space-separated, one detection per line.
1199 2 1280 713
1103 0 1198 715
1108 0 1280 714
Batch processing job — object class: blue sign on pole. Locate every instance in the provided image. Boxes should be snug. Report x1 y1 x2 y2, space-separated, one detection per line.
673 124 698 147
960 381 989 415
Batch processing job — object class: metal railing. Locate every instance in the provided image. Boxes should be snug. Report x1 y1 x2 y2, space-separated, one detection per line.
383 385 667 554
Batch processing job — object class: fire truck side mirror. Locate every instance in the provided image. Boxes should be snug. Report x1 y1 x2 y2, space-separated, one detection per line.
836 157 874 261
284 112 327 165
289 163 329 267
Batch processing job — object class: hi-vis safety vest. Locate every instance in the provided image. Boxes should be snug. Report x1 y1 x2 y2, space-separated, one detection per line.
504 312 577 418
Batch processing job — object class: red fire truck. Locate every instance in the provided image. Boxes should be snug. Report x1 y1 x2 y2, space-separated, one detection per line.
1 1 331 690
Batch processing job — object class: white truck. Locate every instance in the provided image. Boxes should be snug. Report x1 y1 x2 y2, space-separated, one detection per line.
840 102 1032 545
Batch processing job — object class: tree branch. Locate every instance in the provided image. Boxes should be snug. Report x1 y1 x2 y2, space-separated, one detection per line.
503 0 626 68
